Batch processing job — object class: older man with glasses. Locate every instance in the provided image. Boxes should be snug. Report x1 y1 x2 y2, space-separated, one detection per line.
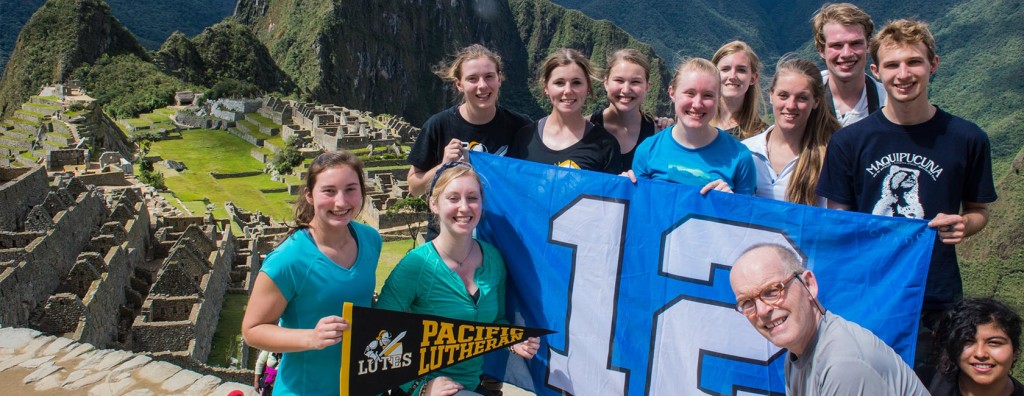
729 243 928 395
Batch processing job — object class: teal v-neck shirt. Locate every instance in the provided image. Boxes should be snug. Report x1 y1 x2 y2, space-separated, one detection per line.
376 239 508 391
261 223 382 395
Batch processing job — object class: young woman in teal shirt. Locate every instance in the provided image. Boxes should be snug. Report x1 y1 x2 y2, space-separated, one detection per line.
241 151 383 395
377 162 540 396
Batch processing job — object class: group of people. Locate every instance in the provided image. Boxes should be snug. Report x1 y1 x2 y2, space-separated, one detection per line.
238 1 1015 395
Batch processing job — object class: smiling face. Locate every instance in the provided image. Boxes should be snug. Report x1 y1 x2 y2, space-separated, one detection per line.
730 247 821 356
455 57 502 111
544 63 590 115
819 22 869 84
870 42 937 107
429 174 482 237
603 60 650 114
958 322 1016 389
305 165 362 232
717 51 757 101
770 71 819 135
669 70 719 130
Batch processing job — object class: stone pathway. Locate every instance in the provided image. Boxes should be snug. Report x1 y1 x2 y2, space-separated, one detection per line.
0 327 251 395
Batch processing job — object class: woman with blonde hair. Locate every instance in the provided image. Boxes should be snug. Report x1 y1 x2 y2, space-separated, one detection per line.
632 57 756 195
377 162 539 396
711 40 768 140
742 57 841 206
509 48 623 173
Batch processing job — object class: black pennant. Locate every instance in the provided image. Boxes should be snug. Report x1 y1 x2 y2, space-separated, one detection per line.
339 303 554 396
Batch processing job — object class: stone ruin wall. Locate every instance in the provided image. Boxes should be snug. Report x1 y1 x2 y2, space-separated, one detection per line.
0 167 49 231
131 226 233 363
46 149 88 171
0 184 108 326
30 188 151 348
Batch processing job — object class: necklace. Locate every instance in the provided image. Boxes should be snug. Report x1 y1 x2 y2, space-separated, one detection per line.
439 242 474 268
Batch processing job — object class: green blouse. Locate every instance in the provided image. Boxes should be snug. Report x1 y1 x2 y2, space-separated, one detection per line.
376 239 508 392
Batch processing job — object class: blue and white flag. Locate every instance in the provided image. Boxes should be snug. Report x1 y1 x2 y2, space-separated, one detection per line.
472 152 933 395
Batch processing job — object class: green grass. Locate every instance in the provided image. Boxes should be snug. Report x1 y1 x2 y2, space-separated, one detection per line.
147 129 293 222
7 117 39 127
265 135 285 148
377 238 414 293
154 107 178 116
32 95 60 102
123 118 152 128
208 294 248 367
142 112 169 123
28 103 60 111
65 110 88 118
236 119 257 132
158 192 188 212
366 165 409 171
16 109 44 119
248 113 280 129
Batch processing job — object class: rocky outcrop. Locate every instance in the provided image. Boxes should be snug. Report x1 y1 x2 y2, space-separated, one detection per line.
0 0 148 117
234 0 544 124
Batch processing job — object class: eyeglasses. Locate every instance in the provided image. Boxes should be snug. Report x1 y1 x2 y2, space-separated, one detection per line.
734 272 802 315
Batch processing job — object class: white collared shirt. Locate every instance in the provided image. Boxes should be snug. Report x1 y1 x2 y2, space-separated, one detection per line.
742 127 826 207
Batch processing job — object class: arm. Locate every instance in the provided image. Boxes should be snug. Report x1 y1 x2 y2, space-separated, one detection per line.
826 200 851 210
927 201 989 245
407 139 466 196
240 273 348 352
375 254 423 312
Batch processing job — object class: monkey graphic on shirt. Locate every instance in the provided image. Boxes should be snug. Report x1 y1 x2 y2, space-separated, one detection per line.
872 165 925 218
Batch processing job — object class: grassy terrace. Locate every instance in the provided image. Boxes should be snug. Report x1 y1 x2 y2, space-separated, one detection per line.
9 116 40 127
32 95 60 102
28 102 61 111
142 113 169 123
65 110 88 118
123 118 152 128
147 129 293 222
247 113 279 129
16 109 45 119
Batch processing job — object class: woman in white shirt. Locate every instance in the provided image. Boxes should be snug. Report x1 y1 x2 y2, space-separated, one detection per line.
743 57 841 206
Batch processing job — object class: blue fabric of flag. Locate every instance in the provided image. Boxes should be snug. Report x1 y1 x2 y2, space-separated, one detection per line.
471 152 932 395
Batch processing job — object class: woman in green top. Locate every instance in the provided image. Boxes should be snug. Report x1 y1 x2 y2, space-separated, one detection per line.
376 162 539 396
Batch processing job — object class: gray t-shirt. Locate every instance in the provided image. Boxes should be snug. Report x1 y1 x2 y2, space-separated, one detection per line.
786 311 929 395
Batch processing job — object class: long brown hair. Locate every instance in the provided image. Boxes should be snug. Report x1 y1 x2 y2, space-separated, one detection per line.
293 150 367 229
711 41 767 138
770 58 841 206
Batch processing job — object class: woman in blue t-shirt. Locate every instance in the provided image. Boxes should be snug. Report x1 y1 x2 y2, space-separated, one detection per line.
241 150 383 395
631 58 757 195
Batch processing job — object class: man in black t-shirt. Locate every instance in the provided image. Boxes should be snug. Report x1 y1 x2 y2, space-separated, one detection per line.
816 19 997 384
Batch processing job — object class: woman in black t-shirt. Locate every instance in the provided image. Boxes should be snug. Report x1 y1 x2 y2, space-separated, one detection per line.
588 48 657 170
508 48 623 174
406 44 531 241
